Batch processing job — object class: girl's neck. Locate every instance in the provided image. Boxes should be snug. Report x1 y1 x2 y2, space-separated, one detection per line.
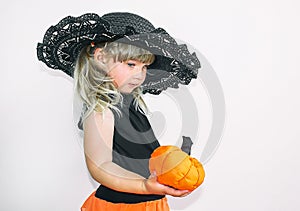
120 92 134 106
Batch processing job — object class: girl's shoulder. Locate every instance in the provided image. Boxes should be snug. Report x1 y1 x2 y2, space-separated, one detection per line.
94 107 114 118
83 107 115 131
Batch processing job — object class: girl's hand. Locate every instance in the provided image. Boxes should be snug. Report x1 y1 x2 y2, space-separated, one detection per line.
142 172 191 197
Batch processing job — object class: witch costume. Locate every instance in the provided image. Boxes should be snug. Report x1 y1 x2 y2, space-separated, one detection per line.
37 12 201 211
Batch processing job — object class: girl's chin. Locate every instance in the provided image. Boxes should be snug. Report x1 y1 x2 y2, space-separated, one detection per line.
119 84 139 93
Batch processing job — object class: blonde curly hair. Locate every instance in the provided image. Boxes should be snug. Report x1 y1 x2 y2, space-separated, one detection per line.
73 41 155 124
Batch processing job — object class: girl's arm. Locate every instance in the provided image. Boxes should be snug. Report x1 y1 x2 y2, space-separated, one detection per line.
83 108 189 196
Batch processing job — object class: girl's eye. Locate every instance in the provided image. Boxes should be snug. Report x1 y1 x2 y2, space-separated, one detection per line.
127 62 136 67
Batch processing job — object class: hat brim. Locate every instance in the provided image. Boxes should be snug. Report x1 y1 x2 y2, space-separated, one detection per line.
37 13 201 95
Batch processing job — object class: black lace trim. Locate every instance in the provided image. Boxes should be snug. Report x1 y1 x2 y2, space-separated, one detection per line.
37 13 201 95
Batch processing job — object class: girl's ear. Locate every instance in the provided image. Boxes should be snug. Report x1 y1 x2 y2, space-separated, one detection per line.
93 48 104 63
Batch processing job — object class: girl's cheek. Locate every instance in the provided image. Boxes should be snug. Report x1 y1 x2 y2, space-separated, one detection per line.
111 71 129 87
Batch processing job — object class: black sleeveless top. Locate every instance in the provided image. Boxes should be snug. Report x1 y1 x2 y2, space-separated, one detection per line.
95 93 164 203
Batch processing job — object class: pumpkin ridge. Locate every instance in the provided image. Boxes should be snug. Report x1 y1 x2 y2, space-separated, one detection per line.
160 148 182 176
193 159 205 187
176 156 193 184
193 167 202 188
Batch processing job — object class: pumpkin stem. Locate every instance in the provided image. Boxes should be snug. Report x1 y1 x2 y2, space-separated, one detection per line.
181 136 193 155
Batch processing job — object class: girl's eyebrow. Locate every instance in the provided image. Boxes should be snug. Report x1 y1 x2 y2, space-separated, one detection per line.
126 59 138 62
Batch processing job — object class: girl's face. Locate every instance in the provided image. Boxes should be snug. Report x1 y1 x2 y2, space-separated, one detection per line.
106 59 150 93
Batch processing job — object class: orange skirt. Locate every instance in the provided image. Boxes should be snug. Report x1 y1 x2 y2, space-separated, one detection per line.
81 191 170 211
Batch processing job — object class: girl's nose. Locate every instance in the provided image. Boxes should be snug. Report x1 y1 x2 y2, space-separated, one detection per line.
133 71 144 80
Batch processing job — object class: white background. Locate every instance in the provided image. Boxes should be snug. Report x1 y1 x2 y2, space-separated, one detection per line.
1 0 300 210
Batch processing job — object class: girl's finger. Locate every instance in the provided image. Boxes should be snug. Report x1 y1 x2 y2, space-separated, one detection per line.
150 171 156 178
165 186 189 197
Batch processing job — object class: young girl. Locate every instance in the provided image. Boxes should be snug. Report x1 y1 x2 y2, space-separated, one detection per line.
37 12 201 211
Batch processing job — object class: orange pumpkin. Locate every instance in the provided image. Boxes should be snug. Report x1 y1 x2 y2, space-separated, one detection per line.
149 145 205 191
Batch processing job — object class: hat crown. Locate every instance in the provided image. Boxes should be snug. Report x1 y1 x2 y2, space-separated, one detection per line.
102 12 155 34
37 12 201 95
